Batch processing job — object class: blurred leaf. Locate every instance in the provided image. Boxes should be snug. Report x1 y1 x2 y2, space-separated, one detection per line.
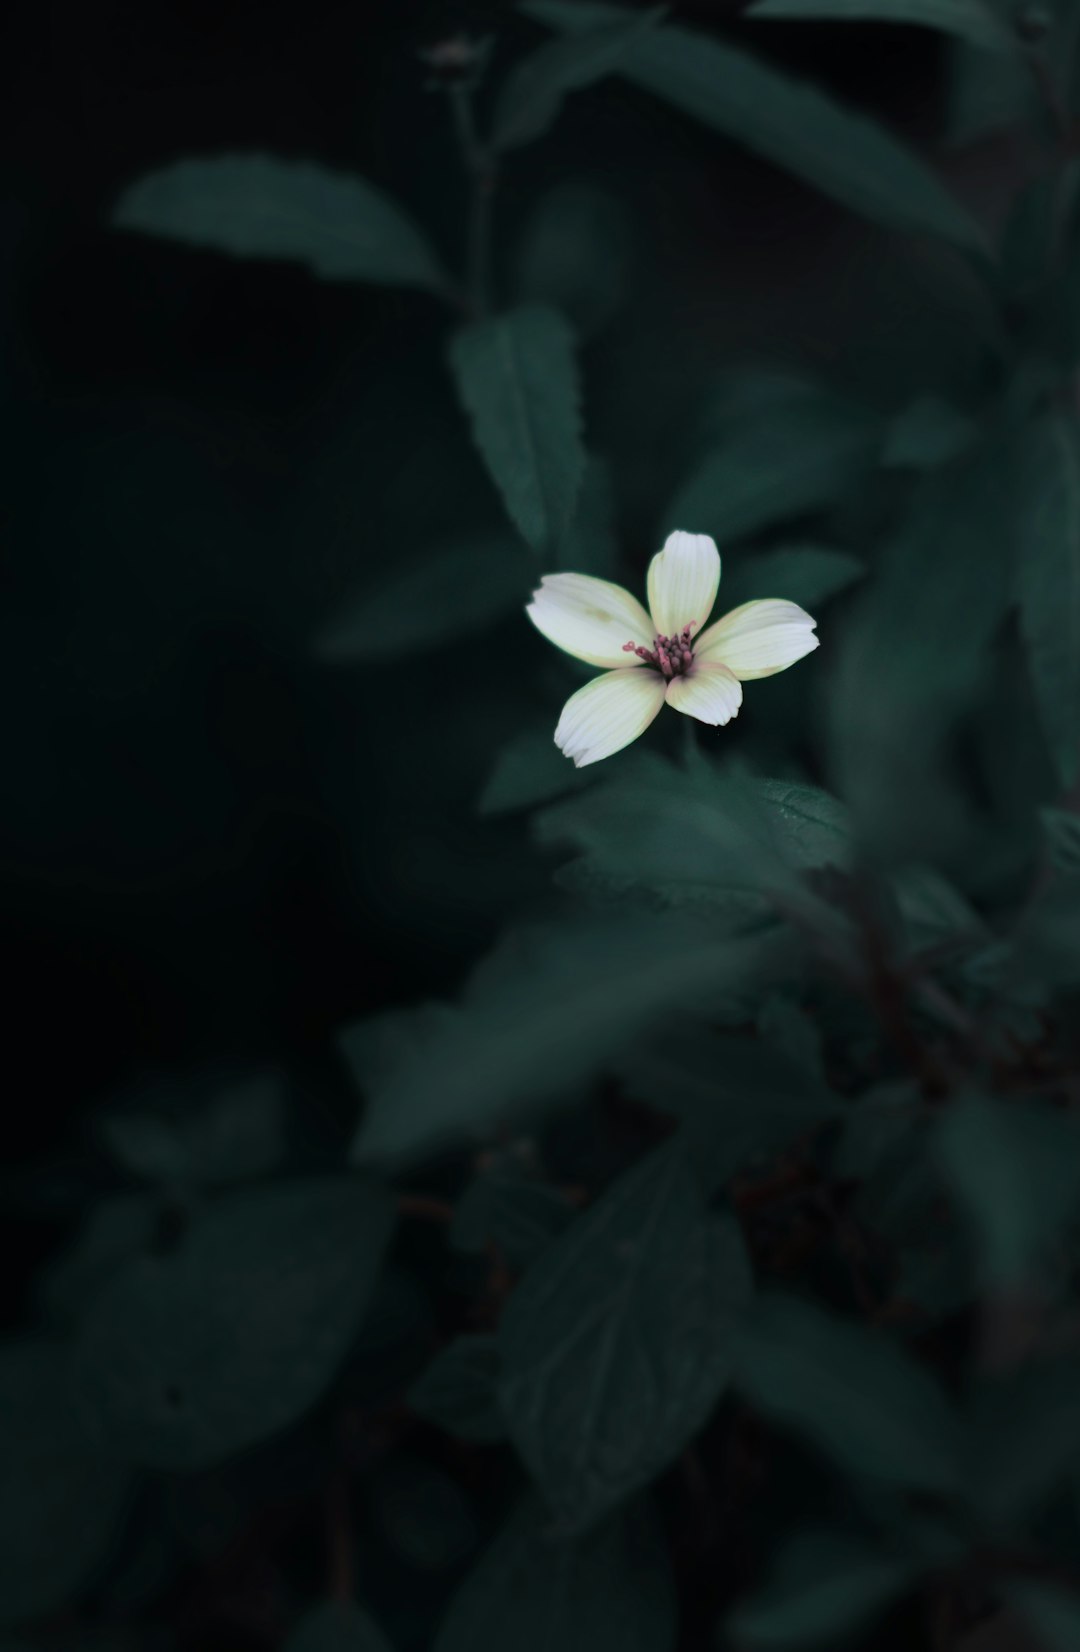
286 1601 394 1652
998 165 1080 304
717 545 864 612
881 395 978 469
523 2 989 249
345 916 786 1165
757 993 827 1080
0 1342 133 1625
934 1094 1080 1286
513 185 633 339
499 1142 752 1530
1015 414 1080 787
78 1178 394 1470
892 865 988 954
729 1528 914 1648
451 1165 577 1269
555 456 619 576
946 39 1033 142
477 723 595 816
315 532 528 663
434 1496 675 1652
113 154 449 292
666 391 879 549
1007 1580 1080 1650
618 1026 839 1190
39 1195 158 1326
101 1068 285 1187
748 0 1014 50
492 9 665 150
449 304 585 555
408 1335 506 1442
733 1292 960 1493
1040 806 1080 873
965 1352 1080 1528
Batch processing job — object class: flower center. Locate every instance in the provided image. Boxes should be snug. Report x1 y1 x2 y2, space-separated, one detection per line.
622 622 698 678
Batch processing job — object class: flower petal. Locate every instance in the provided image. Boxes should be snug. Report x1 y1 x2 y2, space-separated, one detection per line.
526 573 655 669
646 530 721 638
695 599 819 680
554 669 666 767
665 661 743 726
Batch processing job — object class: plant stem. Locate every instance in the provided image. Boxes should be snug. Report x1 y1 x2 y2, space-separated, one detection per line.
449 84 497 318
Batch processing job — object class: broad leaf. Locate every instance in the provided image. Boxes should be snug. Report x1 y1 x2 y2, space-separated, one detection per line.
881 395 977 469
0 1343 133 1625
555 455 619 576
716 545 864 613
749 0 1014 52
499 1142 752 1531
286 1601 394 1652
934 1093 1080 1286
435 1496 675 1652
729 1528 914 1647
1015 414 1080 787
101 1067 285 1187
733 1292 960 1493
408 1335 506 1442
451 1164 576 1269
77 1178 394 1469
523 2 988 250
315 533 528 663
114 154 449 292
449 304 585 555
492 9 665 150
345 916 786 1165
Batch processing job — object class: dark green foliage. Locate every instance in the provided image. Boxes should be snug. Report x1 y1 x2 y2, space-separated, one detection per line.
408 1335 506 1442
728 1528 915 1647
747 0 1015 51
286 1601 395 1652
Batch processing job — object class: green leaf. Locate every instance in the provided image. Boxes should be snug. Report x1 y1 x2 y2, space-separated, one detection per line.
1007 1581 1080 1651
477 724 594 816
451 1164 577 1269
408 1334 506 1442
286 1601 394 1652
892 865 987 955
881 395 977 469
619 1027 839 1191
934 1093 1080 1286
946 39 1033 143
38 1195 158 1326
555 455 619 576
101 1067 285 1187
965 1352 1080 1528
314 532 528 663
1040 806 1080 874
716 545 865 612
1015 414 1080 787
113 154 449 292
499 1142 752 1531
434 1496 675 1652
666 393 879 549
513 183 633 339
77 1177 394 1470
748 0 1015 52
449 304 586 555
733 1292 959 1494
523 2 988 249
729 1528 914 1648
0 1342 133 1625
492 9 665 150
345 917 786 1166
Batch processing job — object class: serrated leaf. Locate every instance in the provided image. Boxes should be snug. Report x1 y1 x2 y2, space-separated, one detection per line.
345 917 785 1166
499 1142 752 1531
934 1093 1080 1286
1040 807 1080 874
77 1178 394 1470
0 1342 133 1625
408 1334 506 1442
1007 1580 1080 1651
666 395 878 549
729 1528 914 1648
449 304 585 555
113 154 449 292
1015 414 1080 787
881 395 977 469
435 1496 675 1652
716 545 865 612
555 455 619 576
733 1291 960 1493
523 1 988 249
314 533 528 663
748 0 1014 52
492 9 665 150
285 1600 394 1652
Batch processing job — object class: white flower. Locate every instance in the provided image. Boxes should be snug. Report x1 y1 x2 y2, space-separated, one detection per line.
526 530 819 767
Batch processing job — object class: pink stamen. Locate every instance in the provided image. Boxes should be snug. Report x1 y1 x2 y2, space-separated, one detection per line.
623 622 698 678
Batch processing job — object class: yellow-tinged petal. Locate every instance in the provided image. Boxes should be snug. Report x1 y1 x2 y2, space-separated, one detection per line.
646 530 720 638
665 661 743 725
526 573 654 669
695 598 818 680
554 668 666 767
